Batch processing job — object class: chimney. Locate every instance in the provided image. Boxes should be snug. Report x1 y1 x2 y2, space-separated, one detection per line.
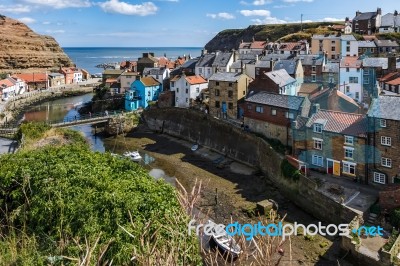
356 10 361 17
345 17 349 22
377 8 382 15
150 53 155 57
240 60 243 74
388 55 397 71
252 37 255 42
135 75 141 81
312 103 320 114
395 10 398 16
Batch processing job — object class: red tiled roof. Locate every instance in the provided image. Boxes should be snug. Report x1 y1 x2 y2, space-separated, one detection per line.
105 78 118 83
175 58 186 66
332 25 345 30
239 42 251 49
120 61 137 68
363 35 377 41
279 42 301 51
141 76 160 87
0 78 14 88
250 41 266 49
13 73 47 83
386 77 400 86
380 72 400 82
306 109 367 137
185 75 207 85
340 56 362 68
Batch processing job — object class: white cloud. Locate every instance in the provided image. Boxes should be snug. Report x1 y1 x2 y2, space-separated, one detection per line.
20 0 91 9
0 4 31 13
240 0 271 5
99 0 158 16
45 29 65 34
273 4 293 8
283 0 313 2
322 17 344 22
240 9 271 16
251 17 287 24
42 21 51 25
206 12 235 20
17 17 36 24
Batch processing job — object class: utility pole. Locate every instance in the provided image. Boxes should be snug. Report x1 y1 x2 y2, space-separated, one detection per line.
301 14 304 31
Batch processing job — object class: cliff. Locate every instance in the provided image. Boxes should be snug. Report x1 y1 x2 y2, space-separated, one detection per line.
0 15 73 71
204 22 342 52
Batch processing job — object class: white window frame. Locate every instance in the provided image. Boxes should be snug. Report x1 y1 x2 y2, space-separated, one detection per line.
313 138 323 150
271 109 277 116
342 161 356 175
381 157 392 168
344 136 354 145
256 106 264 113
312 155 324 167
381 136 392 146
373 172 385 184
380 119 386 128
311 74 316 82
344 147 354 159
313 123 323 133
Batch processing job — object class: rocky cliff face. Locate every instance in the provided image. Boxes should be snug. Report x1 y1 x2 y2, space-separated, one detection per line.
0 15 73 71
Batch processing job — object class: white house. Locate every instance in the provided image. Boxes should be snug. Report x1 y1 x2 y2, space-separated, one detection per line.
212 52 234 73
143 67 170 85
0 76 26 100
339 56 363 103
73 70 82 83
195 53 216 80
170 74 208 108
379 12 400 33
340 35 358 57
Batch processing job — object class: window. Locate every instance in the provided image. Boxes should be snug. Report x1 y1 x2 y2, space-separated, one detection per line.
355 92 359 100
313 123 323 133
312 155 323 167
271 109 277 116
344 136 354 145
247 104 252 110
380 119 386 127
285 112 294 119
185 88 188 94
215 82 219 86
346 67 350 72
215 101 220 108
357 68 360 72
374 172 385 184
346 46 350 52
228 103 233 110
196 87 199 93
344 147 354 159
228 90 233 98
215 89 220 96
343 161 356 175
177 88 179 93
331 55 335 60
346 41 350 45
186 98 188 103
311 74 316 82
228 82 233 87
349 77 358 83
364 69 370 75
208 69 211 74
381 136 392 146
256 68 260 75
176 97 179 102
148 91 151 97
331 46 336 52
312 66 316 72
256 106 264 113
346 86 350 93
364 77 369 84
171 81 175 87
199 68 202 73
381 157 392 168
313 139 323 150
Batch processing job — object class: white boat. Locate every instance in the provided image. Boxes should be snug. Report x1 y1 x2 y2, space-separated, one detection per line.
123 151 142 162
207 220 241 257
191 144 199 151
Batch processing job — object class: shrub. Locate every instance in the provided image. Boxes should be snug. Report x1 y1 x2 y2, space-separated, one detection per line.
16 122 51 141
384 228 399 251
390 208 400 228
281 159 301 181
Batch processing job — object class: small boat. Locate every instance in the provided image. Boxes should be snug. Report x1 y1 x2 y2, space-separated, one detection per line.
191 144 199 151
207 220 241 257
123 151 142 162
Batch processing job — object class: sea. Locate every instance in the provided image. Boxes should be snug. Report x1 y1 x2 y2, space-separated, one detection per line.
63 47 202 75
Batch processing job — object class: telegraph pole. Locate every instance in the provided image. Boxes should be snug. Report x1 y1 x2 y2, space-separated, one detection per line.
301 14 304 31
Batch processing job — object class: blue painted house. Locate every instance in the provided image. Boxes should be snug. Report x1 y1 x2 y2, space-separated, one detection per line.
125 76 162 111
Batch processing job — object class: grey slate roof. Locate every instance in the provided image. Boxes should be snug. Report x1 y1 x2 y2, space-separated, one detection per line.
195 54 215 68
358 41 376 48
296 55 324 66
231 60 254 69
245 91 304 110
368 95 400 120
322 63 339 73
48 73 64 77
181 58 199 69
341 35 357 41
374 39 400 47
363 58 388 69
312 34 341 40
265 69 296 86
239 53 258 60
255 60 271 68
143 67 167 75
353 12 377 21
262 54 293 61
209 72 244 82
272 60 297 75
212 52 233 67
380 13 400 27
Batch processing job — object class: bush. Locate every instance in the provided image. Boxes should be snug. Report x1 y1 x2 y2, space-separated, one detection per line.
0 145 201 265
16 122 51 141
281 159 301 181
384 228 399 251
390 208 400 228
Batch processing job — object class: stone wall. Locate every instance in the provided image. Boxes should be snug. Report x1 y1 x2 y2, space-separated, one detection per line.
143 108 359 225
379 185 400 210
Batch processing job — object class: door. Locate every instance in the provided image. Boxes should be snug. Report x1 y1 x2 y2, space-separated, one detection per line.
327 160 333 174
222 102 227 118
333 161 340 176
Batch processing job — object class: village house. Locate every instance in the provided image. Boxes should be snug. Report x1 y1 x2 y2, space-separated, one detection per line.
379 72 400 94
358 41 377 56
120 61 138 72
0 76 26 100
362 57 388 93
13 73 47 91
137 53 158 74
340 35 358 57
169 74 208 108
266 41 309 56
48 73 65 87
171 58 199 77
374 39 399 55
352 8 382 35
124 76 162 111
379 11 400 33
119 71 140 94
243 91 310 146
102 69 125 85
311 34 341 61
292 108 368 182
298 83 322 98
238 39 266 55
143 67 170 88
367 95 400 185
208 72 251 119
309 87 362 114
297 54 325 84
194 53 215 80
344 17 353 34
230 53 258 78
339 56 363 103
249 69 297 96
212 52 234 73
60 67 82 84
322 62 340 87
272 59 304 93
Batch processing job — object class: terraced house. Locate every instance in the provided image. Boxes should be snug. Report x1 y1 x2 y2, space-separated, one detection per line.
292 108 368 182
367 96 400 186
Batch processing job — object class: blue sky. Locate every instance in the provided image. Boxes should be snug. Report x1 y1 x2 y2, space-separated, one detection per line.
0 0 397 47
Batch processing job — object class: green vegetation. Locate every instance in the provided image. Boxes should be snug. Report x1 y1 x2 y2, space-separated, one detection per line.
0 124 200 265
390 208 400 228
384 228 399 251
370 202 381 215
281 159 301 181
377 33 400 43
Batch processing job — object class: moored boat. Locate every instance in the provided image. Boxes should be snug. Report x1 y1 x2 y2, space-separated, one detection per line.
207 220 241 257
123 151 142 162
